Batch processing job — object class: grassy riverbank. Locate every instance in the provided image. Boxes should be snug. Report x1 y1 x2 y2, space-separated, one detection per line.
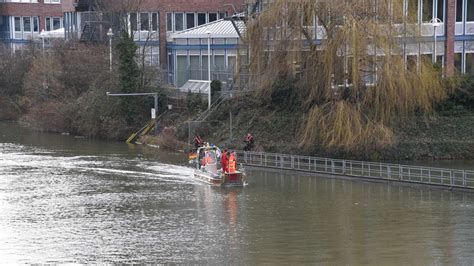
140 87 474 162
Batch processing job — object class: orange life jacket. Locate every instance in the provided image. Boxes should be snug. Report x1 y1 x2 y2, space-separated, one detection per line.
228 154 236 173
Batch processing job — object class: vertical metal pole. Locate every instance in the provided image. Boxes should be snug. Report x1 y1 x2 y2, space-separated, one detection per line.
154 94 158 135
433 25 437 63
207 32 211 110
109 36 113 71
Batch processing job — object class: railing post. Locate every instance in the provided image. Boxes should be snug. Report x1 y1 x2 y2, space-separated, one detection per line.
450 171 453 186
388 166 391 179
331 160 335 174
325 158 328 172
342 160 346 174
399 165 402 180
463 170 467 187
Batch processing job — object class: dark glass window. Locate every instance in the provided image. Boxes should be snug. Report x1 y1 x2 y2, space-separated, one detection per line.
456 0 463 21
468 0 474 21
14 17 21 32
175 13 183 31
219 12 226 19
23 17 30 32
33 17 39 32
454 53 462 72
152 13 158 31
140 13 149 31
209 13 217 22
166 13 172 31
423 0 433 22
198 13 206 25
52 17 61 30
437 0 444 21
407 55 418 71
46 17 51 31
466 53 474 75
186 13 195 29
130 13 137 31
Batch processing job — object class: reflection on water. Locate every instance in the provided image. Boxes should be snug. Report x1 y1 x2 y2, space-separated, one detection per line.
1 122 474 264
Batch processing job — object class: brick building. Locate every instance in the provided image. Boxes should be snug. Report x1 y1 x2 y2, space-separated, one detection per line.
0 0 64 49
61 0 245 71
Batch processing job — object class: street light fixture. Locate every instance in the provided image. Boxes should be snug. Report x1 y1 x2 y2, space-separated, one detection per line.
107 28 114 71
429 18 443 64
206 30 212 110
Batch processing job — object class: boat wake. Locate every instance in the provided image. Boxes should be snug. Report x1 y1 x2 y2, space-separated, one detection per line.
0 143 197 185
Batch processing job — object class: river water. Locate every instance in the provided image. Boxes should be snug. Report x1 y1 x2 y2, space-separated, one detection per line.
1 122 474 264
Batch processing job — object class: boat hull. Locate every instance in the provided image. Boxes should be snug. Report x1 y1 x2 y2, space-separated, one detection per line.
193 170 246 187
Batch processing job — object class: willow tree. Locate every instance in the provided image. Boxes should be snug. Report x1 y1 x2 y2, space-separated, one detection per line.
244 0 445 152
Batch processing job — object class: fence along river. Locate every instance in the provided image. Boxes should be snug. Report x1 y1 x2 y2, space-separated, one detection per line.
237 151 474 191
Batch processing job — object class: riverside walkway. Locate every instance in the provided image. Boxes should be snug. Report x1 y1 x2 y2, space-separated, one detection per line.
236 151 474 192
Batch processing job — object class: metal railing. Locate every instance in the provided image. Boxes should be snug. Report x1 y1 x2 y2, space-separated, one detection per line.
236 151 474 190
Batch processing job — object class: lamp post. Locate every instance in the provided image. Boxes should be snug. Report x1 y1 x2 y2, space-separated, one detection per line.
429 18 443 64
206 30 212 110
107 28 114 71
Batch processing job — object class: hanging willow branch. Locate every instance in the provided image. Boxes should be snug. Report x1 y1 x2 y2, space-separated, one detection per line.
244 0 445 151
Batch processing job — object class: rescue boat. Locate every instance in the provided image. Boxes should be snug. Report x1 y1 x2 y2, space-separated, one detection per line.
189 145 247 187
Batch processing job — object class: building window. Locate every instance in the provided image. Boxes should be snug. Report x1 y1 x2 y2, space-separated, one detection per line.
186 13 195 29
44 0 60 3
130 13 137 31
198 13 206 25
46 17 51 31
167 13 172 32
466 53 474 75
33 16 38 32
209 13 217 22
152 13 158 31
175 13 184 31
23 17 30 32
454 53 462 72
52 17 61 30
392 0 404 24
423 0 433 23
437 0 444 21
408 0 419 23
140 12 149 31
468 0 474 21
219 12 226 19
14 17 21 32
456 0 463 21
